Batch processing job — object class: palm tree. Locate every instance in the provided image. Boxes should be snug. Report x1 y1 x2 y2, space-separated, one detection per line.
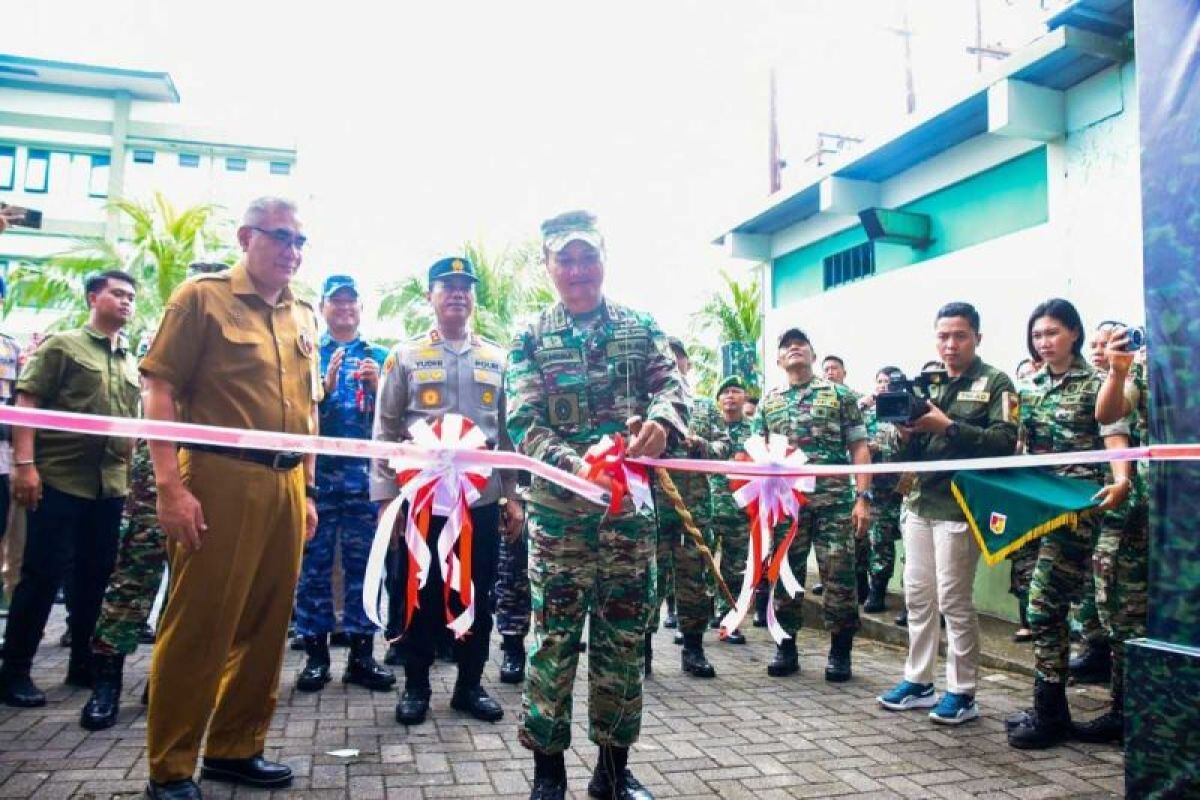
7 193 234 341
689 269 763 396
377 239 554 344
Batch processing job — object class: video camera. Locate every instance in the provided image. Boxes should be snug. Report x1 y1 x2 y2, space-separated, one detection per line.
1097 320 1146 352
0 203 43 229
875 366 949 425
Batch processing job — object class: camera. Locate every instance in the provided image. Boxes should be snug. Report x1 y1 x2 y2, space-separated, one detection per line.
875 367 949 425
1097 320 1146 352
0 203 43 229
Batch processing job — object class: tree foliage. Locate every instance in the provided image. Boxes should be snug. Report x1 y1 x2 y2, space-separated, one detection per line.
688 269 763 398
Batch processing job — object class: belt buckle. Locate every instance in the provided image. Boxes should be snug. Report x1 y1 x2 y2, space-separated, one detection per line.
272 451 297 470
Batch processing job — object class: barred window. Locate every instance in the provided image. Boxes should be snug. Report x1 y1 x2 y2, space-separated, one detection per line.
823 242 875 290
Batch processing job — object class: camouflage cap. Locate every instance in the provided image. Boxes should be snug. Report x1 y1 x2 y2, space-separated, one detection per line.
716 375 747 397
777 327 811 349
322 273 360 298
541 210 605 255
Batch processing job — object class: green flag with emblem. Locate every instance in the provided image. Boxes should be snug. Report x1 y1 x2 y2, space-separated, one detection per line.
951 469 1101 565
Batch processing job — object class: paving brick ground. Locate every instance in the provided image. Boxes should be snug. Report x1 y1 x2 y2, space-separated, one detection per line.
0 609 1125 799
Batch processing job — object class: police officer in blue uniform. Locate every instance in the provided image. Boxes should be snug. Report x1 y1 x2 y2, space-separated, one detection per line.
294 275 395 692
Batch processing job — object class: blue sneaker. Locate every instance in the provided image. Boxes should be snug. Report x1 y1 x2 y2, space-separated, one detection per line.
878 680 937 711
929 691 979 725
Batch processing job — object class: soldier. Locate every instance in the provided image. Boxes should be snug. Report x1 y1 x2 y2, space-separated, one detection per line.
0 271 139 708
648 337 731 678
507 210 686 800
373 256 517 727
293 274 394 694
141 198 319 797
1007 298 1131 750
709 375 754 644
753 328 872 682
860 367 908 614
1071 323 1150 744
495 477 532 684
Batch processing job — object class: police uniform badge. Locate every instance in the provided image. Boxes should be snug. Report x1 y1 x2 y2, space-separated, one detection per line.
451 259 465 273
548 393 580 425
419 387 443 408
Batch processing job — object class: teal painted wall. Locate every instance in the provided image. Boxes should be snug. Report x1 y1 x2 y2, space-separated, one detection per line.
772 146 1050 308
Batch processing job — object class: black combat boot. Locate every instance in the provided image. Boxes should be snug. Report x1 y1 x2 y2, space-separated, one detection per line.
825 629 854 683
643 632 653 677
1072 682 1124 744
1008 678 1072 749
531 750 568 800
0 665 46 707
1069 640 1112 685
767 638 799 677
344 633 396 691
680 633 716 678
295 634 331 692
80 653 123 730
395 665 432 726
863 575 889 613
588 744 654 799
499 635 526 684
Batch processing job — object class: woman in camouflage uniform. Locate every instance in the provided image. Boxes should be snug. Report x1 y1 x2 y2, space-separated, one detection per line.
1007 299 1131 750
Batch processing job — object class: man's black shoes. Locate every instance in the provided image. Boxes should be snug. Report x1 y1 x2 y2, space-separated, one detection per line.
200 754 293 788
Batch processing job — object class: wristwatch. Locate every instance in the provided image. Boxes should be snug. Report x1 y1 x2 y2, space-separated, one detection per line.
944 422 961 440
855 489 875 505
304 484 319 500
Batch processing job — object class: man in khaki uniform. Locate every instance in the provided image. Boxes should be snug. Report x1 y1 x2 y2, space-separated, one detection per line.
140 197 321 800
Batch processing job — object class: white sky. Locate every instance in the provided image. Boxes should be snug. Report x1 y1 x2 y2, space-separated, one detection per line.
6 0 1053 338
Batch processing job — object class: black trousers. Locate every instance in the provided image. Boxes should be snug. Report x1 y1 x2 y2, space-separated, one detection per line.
390 502 499 688
0 485 123 674
0 475 9 544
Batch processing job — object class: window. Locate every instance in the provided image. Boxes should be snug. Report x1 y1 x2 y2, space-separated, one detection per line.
132 149 155 164
225 157 247 172
178 152 200 168
89 154 110 198
24 149 49 193
269 161 291 176
0 146 14 190
822 242 875 290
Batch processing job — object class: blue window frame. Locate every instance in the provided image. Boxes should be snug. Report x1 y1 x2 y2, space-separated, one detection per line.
226 157 247 172
269 161 291 176
89 154 110 198
178 152 200 168
132 149 155 164
0 145 15 190
24 149 49 193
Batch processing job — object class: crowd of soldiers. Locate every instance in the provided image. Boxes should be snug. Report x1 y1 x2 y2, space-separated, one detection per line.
0 201 1148 800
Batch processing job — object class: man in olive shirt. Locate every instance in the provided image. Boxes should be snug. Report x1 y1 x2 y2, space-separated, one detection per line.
140 198 320 799
877 302 1018 726
0 270 139 707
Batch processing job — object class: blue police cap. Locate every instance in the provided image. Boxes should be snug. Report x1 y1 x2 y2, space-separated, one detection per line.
428 257 479 286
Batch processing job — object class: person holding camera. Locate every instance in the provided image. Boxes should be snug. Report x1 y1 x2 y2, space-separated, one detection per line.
877 302 1018 725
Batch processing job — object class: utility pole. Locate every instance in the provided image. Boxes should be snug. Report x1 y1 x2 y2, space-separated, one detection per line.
966 0 1012 70
768 67 784 194
884 0 917 114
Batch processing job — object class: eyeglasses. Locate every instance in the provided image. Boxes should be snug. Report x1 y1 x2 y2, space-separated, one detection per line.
250 226 307 250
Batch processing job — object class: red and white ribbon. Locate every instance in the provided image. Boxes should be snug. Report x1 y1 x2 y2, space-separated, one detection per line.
583 433 653 515
719 435 816 645
364 414 491 639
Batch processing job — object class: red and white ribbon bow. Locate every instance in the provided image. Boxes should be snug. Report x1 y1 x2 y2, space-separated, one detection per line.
719 435 816 644
582 433 653 514
364 414 491 639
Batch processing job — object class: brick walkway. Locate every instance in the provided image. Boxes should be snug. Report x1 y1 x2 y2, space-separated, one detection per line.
0 610 1125 799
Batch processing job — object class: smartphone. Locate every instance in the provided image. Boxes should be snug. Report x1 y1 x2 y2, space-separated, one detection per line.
0 203 43 229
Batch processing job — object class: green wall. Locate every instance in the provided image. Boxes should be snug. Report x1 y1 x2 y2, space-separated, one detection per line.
773 146 1050 308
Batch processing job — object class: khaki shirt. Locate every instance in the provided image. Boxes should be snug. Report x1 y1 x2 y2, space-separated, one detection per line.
140 263 322 436
371 329 514 506
16 326 139 498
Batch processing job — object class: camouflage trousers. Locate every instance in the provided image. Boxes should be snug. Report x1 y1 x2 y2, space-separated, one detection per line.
1007 539 1040 598
1094 496 1149 693
520 506 656 755
1028 515 1099 683
92 514 167 657
495 530 531 638
713 515 748 619
1070 523 1108 645
772 501 860 638
293 492 376 636
650 510 711 635
868 495 903 581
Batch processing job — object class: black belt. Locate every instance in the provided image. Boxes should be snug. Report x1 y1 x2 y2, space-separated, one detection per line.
181 443 303 471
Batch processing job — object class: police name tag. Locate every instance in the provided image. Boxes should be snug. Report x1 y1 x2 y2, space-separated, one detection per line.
958 391 990 403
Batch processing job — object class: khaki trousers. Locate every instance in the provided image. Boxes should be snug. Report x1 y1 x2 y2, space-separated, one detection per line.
147 450 304 782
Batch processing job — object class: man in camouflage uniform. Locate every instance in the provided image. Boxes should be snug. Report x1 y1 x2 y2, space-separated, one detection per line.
648 338 730 679
709 376 754 644
1071 326 1150 744
506 210 686 800
859 367 909 614
294 275 394 694
754 328 872 682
